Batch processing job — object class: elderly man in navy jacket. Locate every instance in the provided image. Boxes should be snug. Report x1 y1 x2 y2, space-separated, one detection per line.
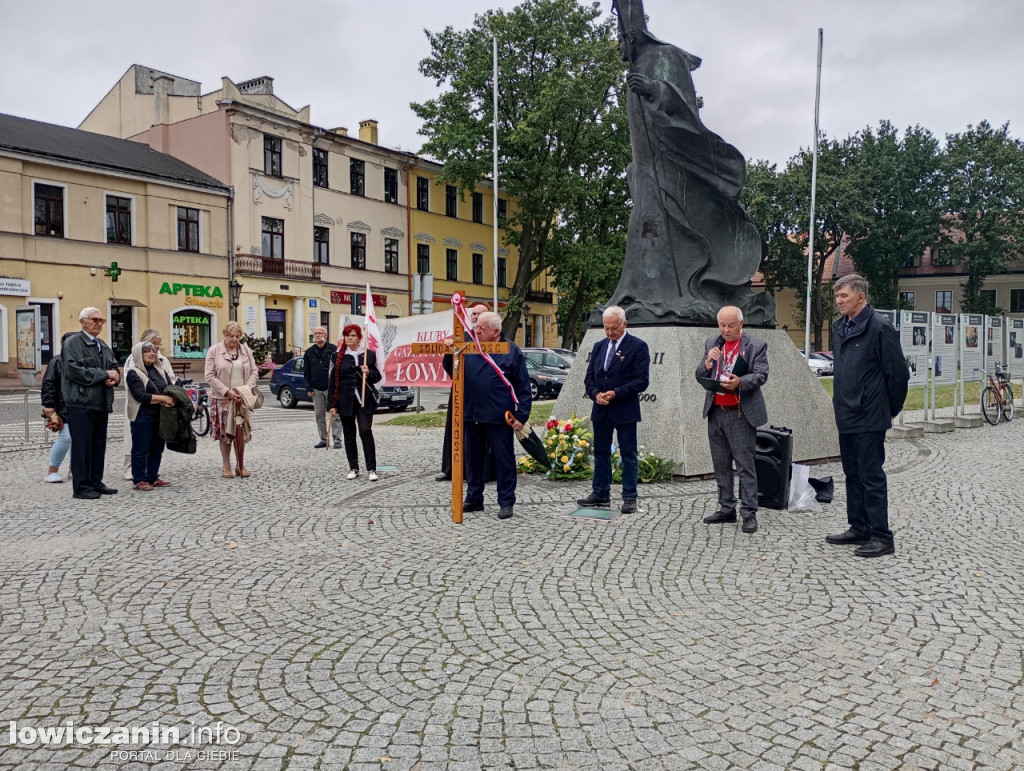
443 312 532 520
577 306 651 514
827 274 909 558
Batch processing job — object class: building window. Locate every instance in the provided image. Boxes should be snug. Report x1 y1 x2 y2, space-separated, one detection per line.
899 291 915 310
34 183 64 237
351 293 363 316
1011 289 1024 313
262 217 284 259
497 257 507 287
416 177 429 211
264 135 282 177
932 247 954 267
384 168 398 204
314 226 329 264
497 197 507 225
903 252 922 268
446 248 458 280
105 195 132 244
446 185 457 218
351 232 366 269
936 290 952 314
178 207 200 252
472 192 483 224
350 159 365 196
472 253 484 284
980 289 997 311
417 244 430 274
313 148 329 188
384 238 400 274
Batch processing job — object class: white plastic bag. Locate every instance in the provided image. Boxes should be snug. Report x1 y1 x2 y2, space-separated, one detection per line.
788 463 820 512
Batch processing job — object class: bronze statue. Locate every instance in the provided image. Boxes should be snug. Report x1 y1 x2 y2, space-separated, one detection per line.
600 0 776 326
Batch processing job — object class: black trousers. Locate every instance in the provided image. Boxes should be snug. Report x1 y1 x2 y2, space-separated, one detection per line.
839 431 893 543
465 422 516 507
340 409 376 472
66 405 109 495
440 394 495 480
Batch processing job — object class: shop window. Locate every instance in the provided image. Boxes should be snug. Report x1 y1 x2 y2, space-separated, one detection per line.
172 310 213 359
106 195 132 244
34 183 64 237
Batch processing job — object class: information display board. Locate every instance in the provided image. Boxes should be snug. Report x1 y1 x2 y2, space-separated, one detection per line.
900 311 929 386
931 313 957 385
984 315 1003 367
1008 318 1024 371
960 314 984 381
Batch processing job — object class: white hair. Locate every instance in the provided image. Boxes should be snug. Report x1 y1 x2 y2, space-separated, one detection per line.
717 306 743 323
478 311 502 330
79 307 102 320
602 306 626 323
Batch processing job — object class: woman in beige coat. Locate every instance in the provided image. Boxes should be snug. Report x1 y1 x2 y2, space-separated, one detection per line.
204 321 259 478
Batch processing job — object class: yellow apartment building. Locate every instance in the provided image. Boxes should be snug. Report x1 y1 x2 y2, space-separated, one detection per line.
0 112 230 379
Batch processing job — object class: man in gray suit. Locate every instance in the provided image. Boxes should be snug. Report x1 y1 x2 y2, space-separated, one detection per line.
696 306 769 533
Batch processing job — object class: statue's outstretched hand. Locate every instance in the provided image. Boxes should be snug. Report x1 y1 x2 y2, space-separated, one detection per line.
627 73 654 99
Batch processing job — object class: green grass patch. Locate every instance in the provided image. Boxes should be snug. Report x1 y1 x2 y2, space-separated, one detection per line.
817 377 984 411
383 400 557 428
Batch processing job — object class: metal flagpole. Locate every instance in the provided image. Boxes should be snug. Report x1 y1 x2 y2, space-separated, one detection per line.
492 34 500 313
805 29 823 357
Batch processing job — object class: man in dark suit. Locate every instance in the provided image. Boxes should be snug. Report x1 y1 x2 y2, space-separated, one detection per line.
577 306 651 514
826 274 909 558
61 307 121 500
697 306 769 533
437 302 490 481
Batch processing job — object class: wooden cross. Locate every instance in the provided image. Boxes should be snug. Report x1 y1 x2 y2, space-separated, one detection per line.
410 308 509 523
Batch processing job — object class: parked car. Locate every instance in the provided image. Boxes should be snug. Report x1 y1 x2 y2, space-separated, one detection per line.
269 356 414 411
522 347 574 370
798 351 833 377
525 359 566 400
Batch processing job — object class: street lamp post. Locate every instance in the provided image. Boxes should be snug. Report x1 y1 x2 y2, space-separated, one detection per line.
229 279 243 322
522 303 530 347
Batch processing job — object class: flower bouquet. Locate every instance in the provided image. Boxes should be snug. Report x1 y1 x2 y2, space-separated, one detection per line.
242 334 276 377
41 409 63 432
517 413 593 480
611 444 678 483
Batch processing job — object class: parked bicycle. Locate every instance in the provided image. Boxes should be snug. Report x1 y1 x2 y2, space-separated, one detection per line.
978 363 1014 425
183 382 211 437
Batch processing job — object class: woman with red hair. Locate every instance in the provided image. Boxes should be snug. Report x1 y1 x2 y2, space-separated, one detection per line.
329 324 382 480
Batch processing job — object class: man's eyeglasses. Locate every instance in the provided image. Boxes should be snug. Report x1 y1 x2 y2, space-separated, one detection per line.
85 317 106 323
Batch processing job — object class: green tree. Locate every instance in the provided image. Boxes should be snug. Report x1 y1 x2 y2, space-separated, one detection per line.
940 121 1024 313
411 0 627 339
843 121 944 309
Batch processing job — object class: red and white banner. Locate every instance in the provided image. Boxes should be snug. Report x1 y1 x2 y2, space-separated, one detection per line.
344 310 455 388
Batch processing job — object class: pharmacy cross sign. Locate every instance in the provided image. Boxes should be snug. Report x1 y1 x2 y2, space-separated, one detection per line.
409 296 508 524
103 261 122 282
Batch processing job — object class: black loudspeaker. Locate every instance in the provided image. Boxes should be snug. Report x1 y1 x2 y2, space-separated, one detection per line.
756 426 793 509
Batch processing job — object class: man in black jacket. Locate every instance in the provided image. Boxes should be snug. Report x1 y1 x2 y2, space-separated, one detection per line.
304 326 342 449
826 275 909 558
61 307 121 499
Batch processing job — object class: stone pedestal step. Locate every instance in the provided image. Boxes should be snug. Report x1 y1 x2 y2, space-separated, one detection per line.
955 414 986 428
889 424 925 439
922 419 956 433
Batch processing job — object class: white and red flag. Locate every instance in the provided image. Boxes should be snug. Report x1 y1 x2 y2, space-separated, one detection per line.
365 283 385 384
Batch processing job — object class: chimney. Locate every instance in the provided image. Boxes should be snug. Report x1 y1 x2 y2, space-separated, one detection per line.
331 126 349 137
359 119 378 145
153 74 173 126
236 76 275 95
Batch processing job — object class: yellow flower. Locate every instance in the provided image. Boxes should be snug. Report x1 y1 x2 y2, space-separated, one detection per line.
563 464 571 472
561 455 569 463
580 440 588 448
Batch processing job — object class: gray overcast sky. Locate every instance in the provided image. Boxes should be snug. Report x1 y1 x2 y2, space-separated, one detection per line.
1 0 1022 167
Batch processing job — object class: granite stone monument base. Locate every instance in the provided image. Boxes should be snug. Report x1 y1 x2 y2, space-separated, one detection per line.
552 326 839 477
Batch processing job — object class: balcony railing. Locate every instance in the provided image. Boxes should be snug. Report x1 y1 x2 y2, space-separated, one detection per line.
234 254 321 281
525 289 553 304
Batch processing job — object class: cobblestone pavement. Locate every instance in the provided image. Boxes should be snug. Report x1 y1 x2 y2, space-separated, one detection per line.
1 402 1023 770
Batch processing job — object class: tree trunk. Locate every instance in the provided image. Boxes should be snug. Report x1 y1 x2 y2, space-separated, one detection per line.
560 275 591 350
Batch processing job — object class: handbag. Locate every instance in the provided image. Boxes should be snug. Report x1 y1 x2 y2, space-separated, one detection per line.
252 383 265 409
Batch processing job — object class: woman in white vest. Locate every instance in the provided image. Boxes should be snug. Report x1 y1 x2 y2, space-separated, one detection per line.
123 329 176 479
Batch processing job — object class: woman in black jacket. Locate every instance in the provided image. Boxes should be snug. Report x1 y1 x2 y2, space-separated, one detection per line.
328 324 381 481
125 342 176 490
41 332 77 483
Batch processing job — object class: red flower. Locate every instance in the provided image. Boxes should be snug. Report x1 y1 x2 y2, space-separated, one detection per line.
564 423 573 433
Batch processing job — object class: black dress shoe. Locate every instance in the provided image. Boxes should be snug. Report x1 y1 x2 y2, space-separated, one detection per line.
741 516 758 533
620 499 638 514
96 486 118 495
314 441 327 449
463 501 484 512
333 441 342 450
703 510 737 524
825 528 871 545
854 538 895 558
497 506 514 520
436 474 452 482
577 493 611 507
73 490 101 500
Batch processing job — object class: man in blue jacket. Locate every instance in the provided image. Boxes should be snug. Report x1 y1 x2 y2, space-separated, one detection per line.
303 326 341 449
577 306 651 514
444 311 532 520
826 274 909 558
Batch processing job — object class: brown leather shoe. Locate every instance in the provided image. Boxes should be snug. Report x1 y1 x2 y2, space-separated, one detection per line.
133 481 154 491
